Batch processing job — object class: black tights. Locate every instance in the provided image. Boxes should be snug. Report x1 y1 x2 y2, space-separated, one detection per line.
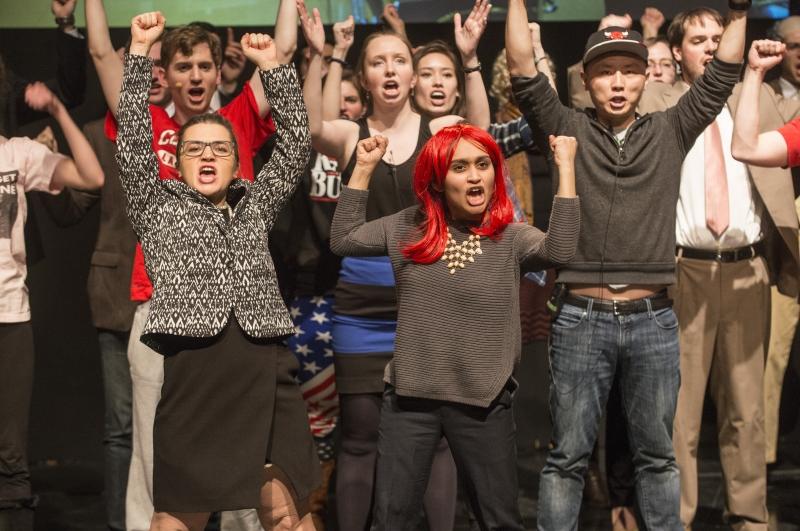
336 393 457 531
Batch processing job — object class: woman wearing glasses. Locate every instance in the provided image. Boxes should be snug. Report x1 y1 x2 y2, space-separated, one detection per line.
115 12 319 531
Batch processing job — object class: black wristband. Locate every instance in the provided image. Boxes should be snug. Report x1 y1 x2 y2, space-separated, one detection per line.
535 55 550 67
329 57 350 68
55 14 75 28
729 0 751 10
463 62 482 74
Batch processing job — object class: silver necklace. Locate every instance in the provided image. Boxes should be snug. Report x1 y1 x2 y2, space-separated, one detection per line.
442 228 482 274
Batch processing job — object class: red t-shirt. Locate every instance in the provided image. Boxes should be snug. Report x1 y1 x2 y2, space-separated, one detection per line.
778 117 800 168
106 82 276 301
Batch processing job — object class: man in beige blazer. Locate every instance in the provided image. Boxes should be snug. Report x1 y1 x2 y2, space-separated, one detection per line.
638 9 800 531
761 16 800 467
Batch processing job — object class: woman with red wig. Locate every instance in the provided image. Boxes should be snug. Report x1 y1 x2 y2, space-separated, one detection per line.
330 124 580 530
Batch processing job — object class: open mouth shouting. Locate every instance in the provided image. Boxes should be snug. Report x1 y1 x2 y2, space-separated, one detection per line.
429 90 448 106
382 79 400 98
198 164 218 184
466 185 486 207
187 86 207 105
608 95 628 111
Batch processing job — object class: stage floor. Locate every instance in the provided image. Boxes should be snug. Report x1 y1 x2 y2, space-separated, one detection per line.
30 340 800 531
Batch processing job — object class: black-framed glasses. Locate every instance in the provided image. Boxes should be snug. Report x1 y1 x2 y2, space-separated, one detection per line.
180 140 234 158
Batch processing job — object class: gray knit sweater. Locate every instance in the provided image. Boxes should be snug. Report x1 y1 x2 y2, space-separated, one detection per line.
512 58 742 286
330 187 580 407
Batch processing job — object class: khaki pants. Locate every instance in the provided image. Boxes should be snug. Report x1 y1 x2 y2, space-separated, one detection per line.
764 197 800 464
124 301 264 531
672 255 769 531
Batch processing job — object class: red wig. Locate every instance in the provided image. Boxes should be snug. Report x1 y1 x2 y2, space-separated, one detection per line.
402 124 514 264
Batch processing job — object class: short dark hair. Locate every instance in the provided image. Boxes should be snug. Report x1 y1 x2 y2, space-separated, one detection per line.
176 113 239 167
667 8 725 51
161 24 223 69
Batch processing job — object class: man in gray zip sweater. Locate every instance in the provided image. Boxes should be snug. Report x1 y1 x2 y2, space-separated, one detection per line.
506 0 748 529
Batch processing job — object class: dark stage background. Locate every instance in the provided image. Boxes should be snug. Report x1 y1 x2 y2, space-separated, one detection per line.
2 17 800 467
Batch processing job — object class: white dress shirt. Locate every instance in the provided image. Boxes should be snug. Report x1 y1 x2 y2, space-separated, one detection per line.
676 105 764 250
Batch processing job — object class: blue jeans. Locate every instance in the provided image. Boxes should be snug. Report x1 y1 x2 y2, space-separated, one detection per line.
98 330 133 531
538 299 681 531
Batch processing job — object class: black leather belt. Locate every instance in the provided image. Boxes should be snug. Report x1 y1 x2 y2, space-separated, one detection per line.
563 291 673 315
677 241 764 263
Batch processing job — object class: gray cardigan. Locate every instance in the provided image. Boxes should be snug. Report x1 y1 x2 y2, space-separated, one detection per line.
116 54 310 354
330 187 580 407
512 58 742 286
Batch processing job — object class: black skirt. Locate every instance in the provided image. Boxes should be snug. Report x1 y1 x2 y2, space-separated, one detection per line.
152 319 320 512
334 354 391 394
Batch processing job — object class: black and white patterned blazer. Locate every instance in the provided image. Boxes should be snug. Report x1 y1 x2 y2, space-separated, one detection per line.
116 54 310 354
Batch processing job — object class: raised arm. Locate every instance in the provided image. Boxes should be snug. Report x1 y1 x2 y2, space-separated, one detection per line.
529 23 557 92
116 12 167 235
505 0 535 78
715 6 747 65
52 0 87 109
732 40 789 167
518 135 580 269
241 0 302 117
639 7 665 41
298 0 359 162
381 4 407 39
669 6 747 152
323 16 355 122
275 0 300 64
24 82 103 191
330 136 392 257
454 0 491 129
244 34 311 229
85 0 124 116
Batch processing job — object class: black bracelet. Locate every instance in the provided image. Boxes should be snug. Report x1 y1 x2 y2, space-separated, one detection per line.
729 0 751 10
535 55 550 67
55 14 75 28
329 57 349 68
463 62 482 74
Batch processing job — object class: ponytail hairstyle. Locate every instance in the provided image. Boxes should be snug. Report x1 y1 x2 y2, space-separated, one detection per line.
402 124 513 264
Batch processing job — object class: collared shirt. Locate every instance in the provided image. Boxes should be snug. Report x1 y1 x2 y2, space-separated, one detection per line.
779 77 800 101
676 105 763 250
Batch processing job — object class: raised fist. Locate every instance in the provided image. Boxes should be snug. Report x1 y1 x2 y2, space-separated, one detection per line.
51 0 77 19
598 13 632 31
242 33 278 71
748 39 785 73
549 135 578 167
130 12 166 55
24 82 60 115
382 4 406 37
355 135 389 172
333 15 355 53
639 7 665 39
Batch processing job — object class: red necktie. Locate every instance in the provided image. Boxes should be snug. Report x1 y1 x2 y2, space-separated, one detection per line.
705 120 729 238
